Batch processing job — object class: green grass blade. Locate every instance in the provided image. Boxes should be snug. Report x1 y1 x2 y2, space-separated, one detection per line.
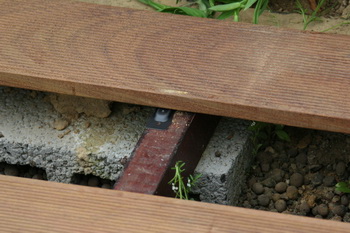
161 7 208 17
244 0 257 10
209 2 242 12
217 10 235 19
275 130 291 142
217 0 242 3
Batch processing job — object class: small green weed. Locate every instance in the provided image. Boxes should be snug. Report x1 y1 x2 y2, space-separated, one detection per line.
168 161 201 200
138 0 269 23
248 121 290 154
321 21 350 33
335 181 350 193
296 0 326 30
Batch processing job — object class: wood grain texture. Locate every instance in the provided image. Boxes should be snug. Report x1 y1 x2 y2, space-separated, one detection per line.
1 0 350 133
0 175 348 233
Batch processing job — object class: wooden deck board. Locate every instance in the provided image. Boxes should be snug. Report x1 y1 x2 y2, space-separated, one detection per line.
0 175 349 232
1 0 350 133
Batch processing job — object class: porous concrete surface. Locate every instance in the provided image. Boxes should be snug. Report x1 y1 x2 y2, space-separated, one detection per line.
0 86 254 205
193 118 253 205
0 87 152 183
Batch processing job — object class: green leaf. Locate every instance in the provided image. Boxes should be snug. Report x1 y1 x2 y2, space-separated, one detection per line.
248 121 268 132
209 2 242 12
336 182 349 188
244 0 258 10
274 124 284 130
216 10 235 19
335 182 350 193
253 0 269 24
257 0 269 16
217 0 242 3
275 130 291 142
161 7 208 17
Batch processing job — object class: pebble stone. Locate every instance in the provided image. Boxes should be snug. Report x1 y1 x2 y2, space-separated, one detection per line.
311 172 324 186
330 216 343 221
312 206 318 216
269 168 284 183
286 186 299 200
290 173 304 187
317 204 329 217
331 204 347 217
299 201 310 214
272 193 281 202
322 191 335 201
336 161 347 176
258 194 270 207
248 177 257 188
261 178 276 188
275 200 287 212
252 183 264 195
295 153 307 166
275 182 287 193
323 175 335 187
332 195 340 203
249 199 258 206
341 195 349 206
261 163 270 172
343 213 350 222
53 119 69 131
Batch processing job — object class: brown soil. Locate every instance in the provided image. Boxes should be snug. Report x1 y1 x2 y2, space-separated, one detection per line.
269 0 349 17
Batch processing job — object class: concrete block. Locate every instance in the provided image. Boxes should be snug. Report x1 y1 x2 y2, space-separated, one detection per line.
193 118 253 205
0 87 254 205
0 87 152 182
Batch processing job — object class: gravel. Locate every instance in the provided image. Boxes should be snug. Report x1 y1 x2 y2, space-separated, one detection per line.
336 162 347 176
237 127 350 222
323 175 336 187
286 186 299 200
252 183 264 195
275 182 287 193
318 204 329 217
258 194 270 207
290 173 304 187
275 200 287 212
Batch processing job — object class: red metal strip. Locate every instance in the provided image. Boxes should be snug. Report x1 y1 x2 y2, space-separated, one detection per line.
114 111 219 196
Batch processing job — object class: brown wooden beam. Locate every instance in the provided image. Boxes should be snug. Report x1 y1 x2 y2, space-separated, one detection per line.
114 112 219 196
1 0 350 133
0 175 349 233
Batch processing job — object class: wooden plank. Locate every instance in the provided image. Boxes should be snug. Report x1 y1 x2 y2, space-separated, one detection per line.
0 0 350 133
114 112 219 196
0 175 349 233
